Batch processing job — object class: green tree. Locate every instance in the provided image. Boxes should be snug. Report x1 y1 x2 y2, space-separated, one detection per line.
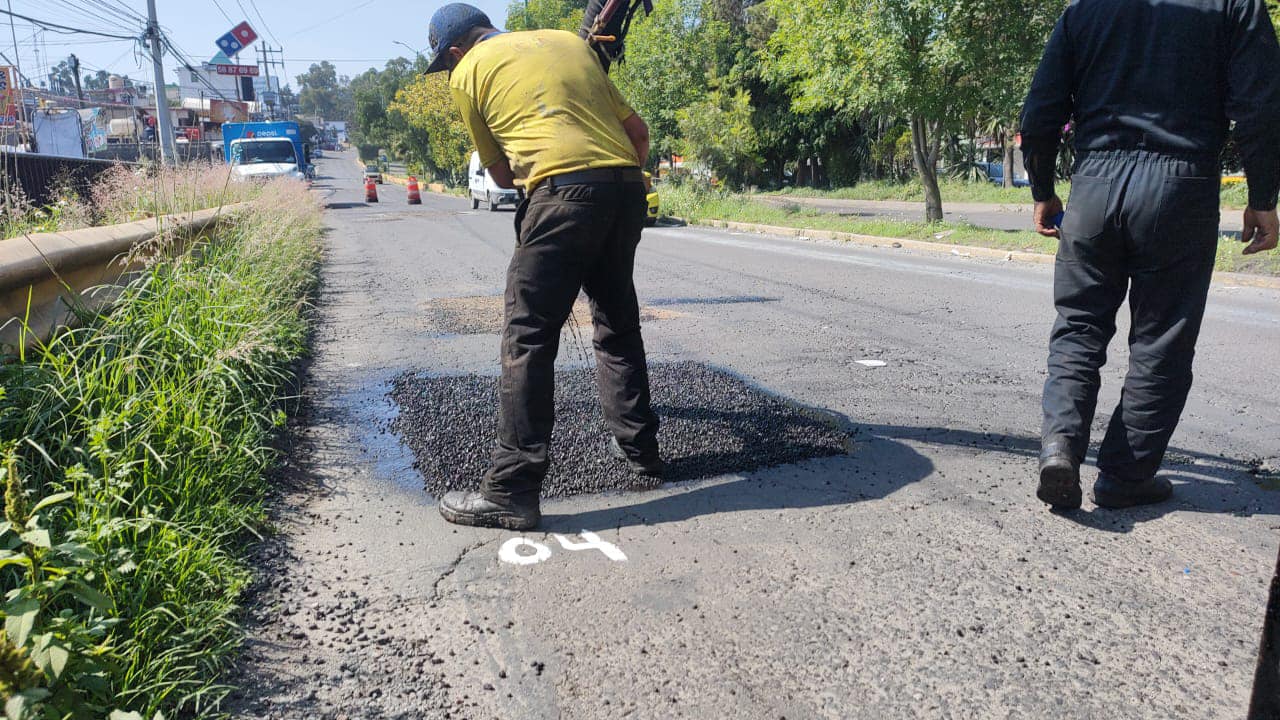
676 86 760 186
613 0 733 162
764 0 1057 221
82 70 110 91
349 58 418 151
389 73 474 183
505 0 583 30
296 61 353 121
49 59 76 96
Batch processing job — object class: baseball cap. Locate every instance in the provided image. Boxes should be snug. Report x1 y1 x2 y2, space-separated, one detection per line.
425 3 494 73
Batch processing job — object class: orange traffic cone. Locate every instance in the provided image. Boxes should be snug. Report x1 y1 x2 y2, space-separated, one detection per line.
407 176 422 205
365 178 379 203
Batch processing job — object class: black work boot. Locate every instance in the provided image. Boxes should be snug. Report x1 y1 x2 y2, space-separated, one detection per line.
1038 436 1082 511
608 436 664 478
1092 474 1173 509
438 491 540 530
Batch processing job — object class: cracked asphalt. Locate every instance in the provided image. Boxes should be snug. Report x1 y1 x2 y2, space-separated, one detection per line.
227 152 1280 719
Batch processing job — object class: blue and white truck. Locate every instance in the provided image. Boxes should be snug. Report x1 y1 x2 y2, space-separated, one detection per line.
221 121 308 182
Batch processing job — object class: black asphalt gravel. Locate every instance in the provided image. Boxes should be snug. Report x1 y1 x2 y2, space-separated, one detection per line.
390 361 852 498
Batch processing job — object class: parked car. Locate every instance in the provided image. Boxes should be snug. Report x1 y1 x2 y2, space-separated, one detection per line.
468 151 522 210
644 171 659 226
363 165 383 184
976 161 1030 188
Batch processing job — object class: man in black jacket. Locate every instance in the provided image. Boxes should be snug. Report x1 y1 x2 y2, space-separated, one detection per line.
1021 0 1280 511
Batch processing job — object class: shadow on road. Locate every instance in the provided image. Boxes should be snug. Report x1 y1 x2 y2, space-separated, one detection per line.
543 415 1278 535
854 422 1279 533
542 430 934 532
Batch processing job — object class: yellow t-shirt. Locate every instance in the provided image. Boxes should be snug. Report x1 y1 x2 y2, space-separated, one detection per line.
449 29 639 191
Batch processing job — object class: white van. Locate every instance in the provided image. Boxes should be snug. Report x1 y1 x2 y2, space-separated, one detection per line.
469 151 522 210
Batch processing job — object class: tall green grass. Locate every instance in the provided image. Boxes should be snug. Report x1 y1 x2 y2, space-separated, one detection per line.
0 177 320 718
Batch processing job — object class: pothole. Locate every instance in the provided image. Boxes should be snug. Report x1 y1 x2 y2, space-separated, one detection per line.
389 361 852 498
417 295 683 335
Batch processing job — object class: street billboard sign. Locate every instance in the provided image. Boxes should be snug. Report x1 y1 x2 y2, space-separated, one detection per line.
215 21 258 58
215 64 259 76
210 99 249 124
0 66 17 127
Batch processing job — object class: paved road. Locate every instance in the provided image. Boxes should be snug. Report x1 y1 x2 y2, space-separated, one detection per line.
757 195 1249 235
231 151 1280 719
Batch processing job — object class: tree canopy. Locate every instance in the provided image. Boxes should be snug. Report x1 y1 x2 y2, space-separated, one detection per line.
296 61 354 121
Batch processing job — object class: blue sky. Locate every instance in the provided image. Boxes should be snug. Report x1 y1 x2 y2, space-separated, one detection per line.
3 0 512 91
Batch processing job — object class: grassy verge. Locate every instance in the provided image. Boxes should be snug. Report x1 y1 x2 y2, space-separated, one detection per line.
769 179 1044 205
2 163 264 240
664 184 1280 277
0 177 321 718
769 178 1249 210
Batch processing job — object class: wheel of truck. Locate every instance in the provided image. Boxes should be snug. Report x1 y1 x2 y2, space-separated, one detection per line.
471 195 479 210
487 193 498 212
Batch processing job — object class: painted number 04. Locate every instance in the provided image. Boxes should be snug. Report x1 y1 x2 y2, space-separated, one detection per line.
499 531 627 566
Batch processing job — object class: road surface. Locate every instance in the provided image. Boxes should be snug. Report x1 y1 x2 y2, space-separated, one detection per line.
229 151 1280 719
756 195 1248 235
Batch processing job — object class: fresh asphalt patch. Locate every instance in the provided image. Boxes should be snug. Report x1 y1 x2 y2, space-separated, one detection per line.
389 361 852 498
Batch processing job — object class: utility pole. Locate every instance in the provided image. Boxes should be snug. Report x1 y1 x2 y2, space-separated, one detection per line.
6 0 27 141
257 44 286 119
258 44 273 120
69 54 84 107
145 0 178 164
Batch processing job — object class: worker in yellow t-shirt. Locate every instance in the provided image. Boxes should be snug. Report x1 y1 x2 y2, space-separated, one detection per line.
425 3 662 531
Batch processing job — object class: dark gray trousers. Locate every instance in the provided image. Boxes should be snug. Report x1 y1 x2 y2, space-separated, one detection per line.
481 179 659 505
1042 150 1220 481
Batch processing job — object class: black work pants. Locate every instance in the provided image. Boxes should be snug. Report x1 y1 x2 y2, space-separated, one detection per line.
481 178 659 505
1042 150 1220 481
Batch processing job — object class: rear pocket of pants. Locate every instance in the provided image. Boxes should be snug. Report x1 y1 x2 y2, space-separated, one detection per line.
1059 175 1113 261
1154 176 1220 258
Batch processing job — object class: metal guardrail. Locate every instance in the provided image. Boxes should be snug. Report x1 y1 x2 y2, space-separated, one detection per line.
0 151 136 207
0 205 243 353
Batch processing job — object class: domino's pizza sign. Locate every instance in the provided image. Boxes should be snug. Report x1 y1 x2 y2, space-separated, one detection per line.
215 22 258 58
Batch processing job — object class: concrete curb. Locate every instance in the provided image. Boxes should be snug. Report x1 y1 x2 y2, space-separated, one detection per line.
0 204 246 351
684 218 1280 291
384 173 455 197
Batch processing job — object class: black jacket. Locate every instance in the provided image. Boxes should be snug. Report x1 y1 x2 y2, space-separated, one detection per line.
1020 0 1280 210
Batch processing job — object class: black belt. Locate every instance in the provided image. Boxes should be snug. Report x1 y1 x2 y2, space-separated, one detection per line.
545 166 644 189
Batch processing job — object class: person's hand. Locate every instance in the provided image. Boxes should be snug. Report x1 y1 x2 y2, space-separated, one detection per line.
1033 196 1065 239
1242 207 1279 255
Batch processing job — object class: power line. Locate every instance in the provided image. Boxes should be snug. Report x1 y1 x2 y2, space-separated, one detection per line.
209 0 235 24
289 0 377 38
0 7 138 39
162 34 234 103
247 0 280 45
34 1 124 35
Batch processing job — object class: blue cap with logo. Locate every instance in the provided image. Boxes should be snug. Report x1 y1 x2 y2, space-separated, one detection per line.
425 3 493 73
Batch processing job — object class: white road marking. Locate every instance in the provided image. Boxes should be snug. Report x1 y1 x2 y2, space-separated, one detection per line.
499 537 552 566
553 531 627 562
498 531 627 565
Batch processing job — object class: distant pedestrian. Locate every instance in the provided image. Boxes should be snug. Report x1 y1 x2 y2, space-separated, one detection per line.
424 3 662 530
1022 0 1280 510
